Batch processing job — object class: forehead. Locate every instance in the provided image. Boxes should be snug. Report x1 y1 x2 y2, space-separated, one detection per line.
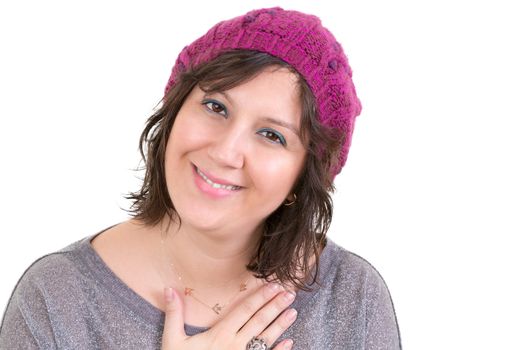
202 67 301 113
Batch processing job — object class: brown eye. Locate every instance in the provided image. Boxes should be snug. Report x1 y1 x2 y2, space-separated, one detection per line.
210 103 223 113
258 129 287 146
203 100 227 117
265 131 280 142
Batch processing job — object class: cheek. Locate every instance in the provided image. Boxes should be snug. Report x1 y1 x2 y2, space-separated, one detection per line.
167 115 214 155
250 153 303 197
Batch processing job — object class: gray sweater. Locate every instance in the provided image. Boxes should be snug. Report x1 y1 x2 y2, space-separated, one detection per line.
0 230 401 349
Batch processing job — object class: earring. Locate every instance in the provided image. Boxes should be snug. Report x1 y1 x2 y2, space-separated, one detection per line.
284 193 297 206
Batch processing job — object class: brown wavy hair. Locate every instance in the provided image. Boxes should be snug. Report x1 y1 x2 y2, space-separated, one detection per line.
125 50 343 292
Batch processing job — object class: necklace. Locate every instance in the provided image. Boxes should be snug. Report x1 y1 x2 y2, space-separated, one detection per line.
160 237 252 315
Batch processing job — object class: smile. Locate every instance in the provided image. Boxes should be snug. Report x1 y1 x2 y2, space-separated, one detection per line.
195 166 241 191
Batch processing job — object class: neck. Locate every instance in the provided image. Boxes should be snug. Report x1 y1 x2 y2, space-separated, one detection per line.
154 215 261 291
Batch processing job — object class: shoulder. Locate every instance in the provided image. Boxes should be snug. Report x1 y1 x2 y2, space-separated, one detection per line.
23 237 85 278
0 236 94 348
320 239 399 318
326 239 391 293
10 237 92 304
324 239 402 348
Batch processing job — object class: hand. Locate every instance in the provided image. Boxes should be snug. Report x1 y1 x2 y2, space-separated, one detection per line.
161 282 297 349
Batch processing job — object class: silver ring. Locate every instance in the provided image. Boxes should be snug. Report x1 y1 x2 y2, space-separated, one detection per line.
246 336 268 350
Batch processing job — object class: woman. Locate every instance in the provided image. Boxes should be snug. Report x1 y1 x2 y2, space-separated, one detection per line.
0 7 401 350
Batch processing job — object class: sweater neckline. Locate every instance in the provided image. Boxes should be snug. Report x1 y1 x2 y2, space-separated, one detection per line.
75 224 338 334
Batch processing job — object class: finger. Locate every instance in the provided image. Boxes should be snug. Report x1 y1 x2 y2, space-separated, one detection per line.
161 287 186 349
257 307 297 348
272 338 294 350
219 282 284 332
237 290 296 345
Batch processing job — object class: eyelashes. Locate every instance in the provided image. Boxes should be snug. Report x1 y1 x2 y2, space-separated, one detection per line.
202 99 227 117
257 128 287 146
201 98 288 147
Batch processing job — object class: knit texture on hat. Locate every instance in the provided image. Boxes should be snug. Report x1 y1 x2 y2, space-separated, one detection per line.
165 7 361 176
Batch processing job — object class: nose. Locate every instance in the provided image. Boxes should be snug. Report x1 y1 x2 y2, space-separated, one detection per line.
207 126 245 169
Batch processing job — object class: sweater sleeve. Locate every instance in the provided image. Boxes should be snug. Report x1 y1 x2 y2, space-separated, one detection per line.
0 294 43 349
364 266 402 350
0 260 60 349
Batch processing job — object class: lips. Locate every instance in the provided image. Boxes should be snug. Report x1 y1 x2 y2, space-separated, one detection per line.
193 165 242 191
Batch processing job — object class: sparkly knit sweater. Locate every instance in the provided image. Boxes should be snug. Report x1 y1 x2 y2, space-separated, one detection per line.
0 229 401 349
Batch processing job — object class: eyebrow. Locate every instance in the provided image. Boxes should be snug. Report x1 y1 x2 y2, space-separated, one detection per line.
205 91 235 106
261 117 300 137
205 90 301 137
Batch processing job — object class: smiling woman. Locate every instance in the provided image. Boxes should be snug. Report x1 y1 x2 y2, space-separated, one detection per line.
165 66 307 233
0 7 401 350
168 66 304 215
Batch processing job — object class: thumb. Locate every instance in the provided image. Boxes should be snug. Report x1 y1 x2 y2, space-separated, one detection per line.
161 287 186 349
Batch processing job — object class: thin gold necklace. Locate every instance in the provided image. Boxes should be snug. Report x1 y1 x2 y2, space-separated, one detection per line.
160 237 252 315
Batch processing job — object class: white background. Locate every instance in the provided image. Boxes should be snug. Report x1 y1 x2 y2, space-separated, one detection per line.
1 0 524 348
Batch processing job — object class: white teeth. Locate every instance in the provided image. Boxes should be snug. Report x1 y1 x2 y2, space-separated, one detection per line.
197 167 240 191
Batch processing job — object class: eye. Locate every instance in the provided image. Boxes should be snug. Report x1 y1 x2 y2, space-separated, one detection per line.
258 128 287 146
202 99 227 117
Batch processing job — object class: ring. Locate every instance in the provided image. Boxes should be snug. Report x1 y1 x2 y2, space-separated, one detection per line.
246 336 268 350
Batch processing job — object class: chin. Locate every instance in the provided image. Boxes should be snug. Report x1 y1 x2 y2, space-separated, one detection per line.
177 209 230 232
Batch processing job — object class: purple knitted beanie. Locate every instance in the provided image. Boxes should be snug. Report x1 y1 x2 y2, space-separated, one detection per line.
165 7 361 176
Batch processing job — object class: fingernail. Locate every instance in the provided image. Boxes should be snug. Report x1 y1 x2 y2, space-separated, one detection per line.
286 308 297 321
164 287 174 302
284 338 294 349
284 291 296 302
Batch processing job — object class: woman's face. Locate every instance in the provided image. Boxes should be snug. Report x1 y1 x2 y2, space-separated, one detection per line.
164 67 307 237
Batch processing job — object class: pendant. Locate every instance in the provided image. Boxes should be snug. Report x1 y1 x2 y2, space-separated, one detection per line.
212 303 223 314
240 282 248 291
184 288 194 296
